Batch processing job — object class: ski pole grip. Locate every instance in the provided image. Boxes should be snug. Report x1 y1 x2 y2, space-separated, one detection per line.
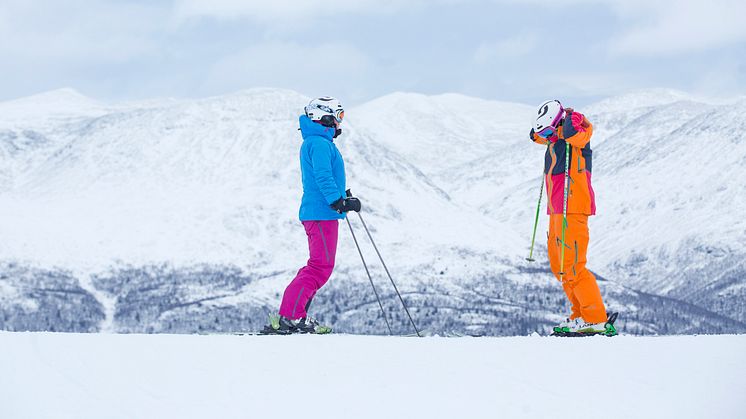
346 189 353 198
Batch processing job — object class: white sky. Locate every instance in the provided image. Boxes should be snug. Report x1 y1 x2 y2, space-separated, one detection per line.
1 0 745 106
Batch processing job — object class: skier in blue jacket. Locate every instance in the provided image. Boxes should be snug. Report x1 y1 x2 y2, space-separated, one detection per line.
266 97 361 334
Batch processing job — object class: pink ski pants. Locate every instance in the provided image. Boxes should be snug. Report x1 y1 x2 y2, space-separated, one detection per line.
278 220 338 319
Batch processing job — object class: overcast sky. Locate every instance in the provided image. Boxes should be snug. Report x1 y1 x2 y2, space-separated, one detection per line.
1 0 744 106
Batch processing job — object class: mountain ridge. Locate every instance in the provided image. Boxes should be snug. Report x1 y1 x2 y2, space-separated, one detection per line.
0 87 743 334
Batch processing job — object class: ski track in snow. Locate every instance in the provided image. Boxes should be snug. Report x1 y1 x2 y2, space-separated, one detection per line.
76 271 117 333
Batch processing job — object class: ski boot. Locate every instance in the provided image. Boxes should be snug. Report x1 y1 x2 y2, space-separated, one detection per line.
261 314 296 335
261 314 332 335
552 317 576 334
294 316 332 334
551 312 618 337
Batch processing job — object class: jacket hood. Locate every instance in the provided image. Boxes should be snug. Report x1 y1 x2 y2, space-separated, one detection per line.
299 115 335 142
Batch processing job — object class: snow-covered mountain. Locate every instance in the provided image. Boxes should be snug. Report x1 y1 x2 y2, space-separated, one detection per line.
353 88 746 325
0 88 744 335
587 93 746 321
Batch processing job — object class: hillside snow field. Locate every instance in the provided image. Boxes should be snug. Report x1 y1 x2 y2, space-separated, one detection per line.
1 332 745 419
0 88 745 335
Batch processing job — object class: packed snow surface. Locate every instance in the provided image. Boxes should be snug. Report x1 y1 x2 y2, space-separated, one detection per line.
1 332 744 419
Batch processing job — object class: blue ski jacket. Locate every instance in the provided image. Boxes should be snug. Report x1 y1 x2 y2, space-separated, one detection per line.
298 115 346 221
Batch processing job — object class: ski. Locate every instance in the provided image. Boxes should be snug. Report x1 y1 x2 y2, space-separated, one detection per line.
258 326 321 335
227 330 317 336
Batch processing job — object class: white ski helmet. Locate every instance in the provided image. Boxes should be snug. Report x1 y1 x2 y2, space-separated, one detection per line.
305 96 345 127
534 99 565 133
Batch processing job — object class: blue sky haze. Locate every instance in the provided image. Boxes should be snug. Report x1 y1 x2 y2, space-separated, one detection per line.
0 0 744 106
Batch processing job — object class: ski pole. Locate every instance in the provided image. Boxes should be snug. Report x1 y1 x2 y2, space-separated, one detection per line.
348 195 421 337
526 143 550 262
559 141 571 280
345 216 393 335
355 212 422 337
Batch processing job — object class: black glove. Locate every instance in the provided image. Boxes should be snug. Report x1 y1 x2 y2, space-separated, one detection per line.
330 196 362 213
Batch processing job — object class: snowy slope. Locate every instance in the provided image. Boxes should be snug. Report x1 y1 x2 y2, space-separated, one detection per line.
0 88 744 335
352 92 533 175
0 88 107 125
0 88 509 274
353 89 746 324
0 88 529 335
586 94 746 321
0 89 104 190
1 332 745 419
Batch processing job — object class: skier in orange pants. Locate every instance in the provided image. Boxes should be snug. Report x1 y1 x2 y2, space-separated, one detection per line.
530 100 612 335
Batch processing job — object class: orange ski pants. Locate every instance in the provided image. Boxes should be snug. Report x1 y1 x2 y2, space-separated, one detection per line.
548 214 607 323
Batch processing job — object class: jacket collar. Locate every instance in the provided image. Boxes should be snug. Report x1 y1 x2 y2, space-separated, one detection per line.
299 115 335 142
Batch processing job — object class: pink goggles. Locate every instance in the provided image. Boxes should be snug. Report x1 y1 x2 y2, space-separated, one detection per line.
536 126 557 139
